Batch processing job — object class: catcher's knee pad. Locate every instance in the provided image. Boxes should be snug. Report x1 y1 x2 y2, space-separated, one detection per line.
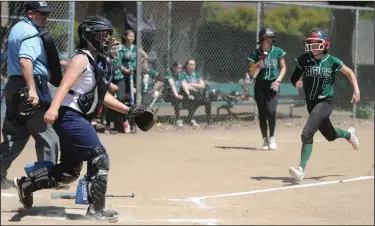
60 162 83 184
87 146 109 211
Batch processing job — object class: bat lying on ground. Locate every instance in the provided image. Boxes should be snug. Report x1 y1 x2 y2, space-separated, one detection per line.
51 192 135 200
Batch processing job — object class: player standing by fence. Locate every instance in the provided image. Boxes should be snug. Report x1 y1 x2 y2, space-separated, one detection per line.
248 28 287 150
289 30 360 183
120 30 148 133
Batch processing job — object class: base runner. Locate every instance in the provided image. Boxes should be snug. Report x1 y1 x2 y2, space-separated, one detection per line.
289 30 360 183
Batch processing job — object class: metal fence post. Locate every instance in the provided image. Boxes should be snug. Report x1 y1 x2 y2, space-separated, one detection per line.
256 2 261 49
136 1 143 106
68 1 76 58
353 8 359 120
167 1 172 69
253 2 262 121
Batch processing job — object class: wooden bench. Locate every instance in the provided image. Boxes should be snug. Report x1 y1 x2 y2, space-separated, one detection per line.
208 83 305 120
152 83 305 120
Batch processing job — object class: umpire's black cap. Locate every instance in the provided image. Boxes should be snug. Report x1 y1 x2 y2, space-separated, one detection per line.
24 1 51 13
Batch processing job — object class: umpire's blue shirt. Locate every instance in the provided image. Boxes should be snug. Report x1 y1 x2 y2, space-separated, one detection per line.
7 18 49 77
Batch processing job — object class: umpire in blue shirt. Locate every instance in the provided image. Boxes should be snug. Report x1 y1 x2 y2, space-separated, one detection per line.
0 1 59 189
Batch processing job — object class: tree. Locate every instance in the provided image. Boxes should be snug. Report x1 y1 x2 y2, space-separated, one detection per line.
203 3 330 38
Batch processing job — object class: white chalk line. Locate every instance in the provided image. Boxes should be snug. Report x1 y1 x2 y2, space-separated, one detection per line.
169 175 374 209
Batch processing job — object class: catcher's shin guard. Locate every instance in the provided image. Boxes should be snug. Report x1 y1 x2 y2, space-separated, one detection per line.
87 151 110 212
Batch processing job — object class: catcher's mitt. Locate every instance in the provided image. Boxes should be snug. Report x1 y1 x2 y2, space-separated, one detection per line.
127 106 157 132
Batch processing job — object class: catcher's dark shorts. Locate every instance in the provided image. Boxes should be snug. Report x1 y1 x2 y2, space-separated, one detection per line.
54 107 105 166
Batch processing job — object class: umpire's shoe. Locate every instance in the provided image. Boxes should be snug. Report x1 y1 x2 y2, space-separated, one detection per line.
1 176 14 189
13 177 33 208
86 204 119 222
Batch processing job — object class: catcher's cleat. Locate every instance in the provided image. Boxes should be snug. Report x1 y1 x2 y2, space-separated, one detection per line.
347 127 359 150
13 177 33 208
86 204 119 223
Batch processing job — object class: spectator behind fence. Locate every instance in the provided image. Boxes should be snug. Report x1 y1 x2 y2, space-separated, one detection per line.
181 59 212 128
163 61 184 127
120 29 148 133
120 29 148 100
140 62 164 107
104 45 127 134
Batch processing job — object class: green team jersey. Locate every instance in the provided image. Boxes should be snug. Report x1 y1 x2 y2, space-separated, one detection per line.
120 44 137 72
248 46 286 80
295 52 343 100
180 71 201 83
111 50 124 81
165 71 183 93
143 68 160 93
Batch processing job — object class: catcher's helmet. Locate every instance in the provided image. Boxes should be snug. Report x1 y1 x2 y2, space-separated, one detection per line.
258 28 275 44
78 16 114 57
305 29 330 52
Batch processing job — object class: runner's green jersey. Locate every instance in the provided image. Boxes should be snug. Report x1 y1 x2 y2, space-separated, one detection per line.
295 52 343 100
247 46 286 81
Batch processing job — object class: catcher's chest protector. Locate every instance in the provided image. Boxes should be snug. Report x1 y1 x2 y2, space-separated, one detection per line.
69 51 113 122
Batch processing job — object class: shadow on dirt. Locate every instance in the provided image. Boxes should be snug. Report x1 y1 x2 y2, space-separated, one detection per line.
3 206 87 222
250 174 345 186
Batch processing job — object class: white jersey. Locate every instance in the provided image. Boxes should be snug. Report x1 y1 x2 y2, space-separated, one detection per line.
61 49 98 114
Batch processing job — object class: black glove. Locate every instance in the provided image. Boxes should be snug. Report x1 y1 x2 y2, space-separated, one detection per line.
127 106 157 132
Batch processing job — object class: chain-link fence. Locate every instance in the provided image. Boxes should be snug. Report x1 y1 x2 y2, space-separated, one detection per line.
1 2 373 127
136 2 374 126
1 1 74 120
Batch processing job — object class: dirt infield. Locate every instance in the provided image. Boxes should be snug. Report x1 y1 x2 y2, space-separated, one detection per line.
1 120 374 225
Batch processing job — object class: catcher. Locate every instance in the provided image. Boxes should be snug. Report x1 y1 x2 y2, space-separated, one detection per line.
13 16 156 222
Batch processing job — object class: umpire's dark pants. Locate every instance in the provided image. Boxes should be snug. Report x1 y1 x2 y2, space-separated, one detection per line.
254 79 279 138
301 98 337 144
0 76 59 177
